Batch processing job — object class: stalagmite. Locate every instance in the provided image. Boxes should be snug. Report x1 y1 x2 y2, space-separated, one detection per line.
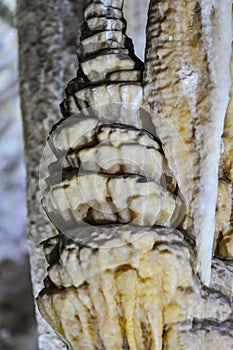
35 0 233 349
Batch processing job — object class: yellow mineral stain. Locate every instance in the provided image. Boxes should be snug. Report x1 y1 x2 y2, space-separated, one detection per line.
116 269 138 350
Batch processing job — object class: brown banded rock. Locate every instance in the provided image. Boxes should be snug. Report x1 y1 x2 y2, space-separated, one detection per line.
44 120 183 233
43 173 183 229
84 2 123 21
48 120 164 178
60 0 144 125
80 50 139 82
61 84 144 127
35 0 233 349
78 0 143 83
85 17 126 33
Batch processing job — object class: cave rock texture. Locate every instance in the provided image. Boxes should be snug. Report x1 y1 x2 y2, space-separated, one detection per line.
34 0 233 349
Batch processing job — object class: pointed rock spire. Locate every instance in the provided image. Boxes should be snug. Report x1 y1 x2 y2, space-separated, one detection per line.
60 0 144 121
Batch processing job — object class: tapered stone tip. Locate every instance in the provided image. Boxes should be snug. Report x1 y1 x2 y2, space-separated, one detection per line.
60 0 144 120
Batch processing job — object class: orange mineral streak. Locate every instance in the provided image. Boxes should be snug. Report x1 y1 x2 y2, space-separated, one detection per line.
223 44 233 183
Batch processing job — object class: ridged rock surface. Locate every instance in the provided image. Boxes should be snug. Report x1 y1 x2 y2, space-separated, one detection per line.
36 0 233 349
41 0 184 235
37 227 233 350
43 117 184 232
223 43 233 184
60 0 144 124
220 39 233 259
143 0 232 284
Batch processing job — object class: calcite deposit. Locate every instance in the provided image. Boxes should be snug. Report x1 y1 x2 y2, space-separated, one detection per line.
37 227 233 350
37 0 233 349
143 0 232 284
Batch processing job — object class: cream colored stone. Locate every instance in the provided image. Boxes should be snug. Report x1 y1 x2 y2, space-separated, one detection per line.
37 228 233 350
144 0 232 285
